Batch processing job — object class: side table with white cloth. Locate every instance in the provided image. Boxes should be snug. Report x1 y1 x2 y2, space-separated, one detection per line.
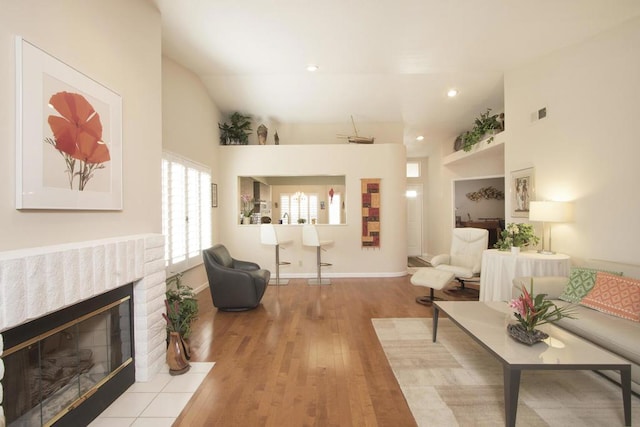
479 249 571 301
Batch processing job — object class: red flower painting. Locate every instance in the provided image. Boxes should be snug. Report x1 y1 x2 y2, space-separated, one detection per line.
45 91 110 190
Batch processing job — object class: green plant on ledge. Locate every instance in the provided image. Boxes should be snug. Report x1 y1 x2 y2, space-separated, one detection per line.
461 108 504 152
218 112 252 145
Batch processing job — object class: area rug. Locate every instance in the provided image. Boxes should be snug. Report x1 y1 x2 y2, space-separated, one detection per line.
372 318 640 426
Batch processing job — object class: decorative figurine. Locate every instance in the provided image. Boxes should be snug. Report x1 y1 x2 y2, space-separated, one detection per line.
257 124 268 145
274 130 280 145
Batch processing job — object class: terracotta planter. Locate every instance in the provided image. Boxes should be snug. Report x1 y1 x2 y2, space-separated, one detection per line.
167 332 190 375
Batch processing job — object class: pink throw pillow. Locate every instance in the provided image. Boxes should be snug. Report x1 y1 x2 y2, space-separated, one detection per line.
581 272 640 322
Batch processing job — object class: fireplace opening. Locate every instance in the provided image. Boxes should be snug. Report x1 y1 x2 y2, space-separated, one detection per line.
2 284 135 427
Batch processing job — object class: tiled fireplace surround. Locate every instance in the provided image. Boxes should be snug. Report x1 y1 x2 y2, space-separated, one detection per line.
0 233 167 423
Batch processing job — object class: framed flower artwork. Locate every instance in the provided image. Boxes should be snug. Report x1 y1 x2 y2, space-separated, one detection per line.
510 167 534 218
15 37 123 210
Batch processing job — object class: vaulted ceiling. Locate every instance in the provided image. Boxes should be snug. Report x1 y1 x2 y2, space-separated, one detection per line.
152 0 640 154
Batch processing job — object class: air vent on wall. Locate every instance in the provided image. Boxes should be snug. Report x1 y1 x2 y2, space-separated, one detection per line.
530 106 547 123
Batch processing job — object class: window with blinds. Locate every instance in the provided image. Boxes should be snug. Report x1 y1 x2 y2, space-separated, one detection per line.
280 193 318 224
162 152 211 273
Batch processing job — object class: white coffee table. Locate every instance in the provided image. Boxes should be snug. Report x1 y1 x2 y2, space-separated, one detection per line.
432 301 632 427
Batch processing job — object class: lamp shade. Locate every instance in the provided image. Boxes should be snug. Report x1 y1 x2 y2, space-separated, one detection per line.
529 201 573 223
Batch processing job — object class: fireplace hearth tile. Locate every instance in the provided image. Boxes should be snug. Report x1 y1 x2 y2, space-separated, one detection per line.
162 372 209 393
98 392 156 418
89 417 136 427
140 392 193 418
127 372 172 393
91 362 215 426
131 417 176 427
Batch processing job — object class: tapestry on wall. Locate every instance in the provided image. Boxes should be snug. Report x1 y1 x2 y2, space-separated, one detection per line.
361 178 380 248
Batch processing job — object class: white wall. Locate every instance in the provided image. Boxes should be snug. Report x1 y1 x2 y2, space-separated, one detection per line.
221 117 404 146
504 17 640 267
420 136 505 258
161 56 222 290
267 122 404 146
0 1 162 251
218 144 408 277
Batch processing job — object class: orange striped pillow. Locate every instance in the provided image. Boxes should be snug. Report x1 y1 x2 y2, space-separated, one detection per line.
581 272 640 322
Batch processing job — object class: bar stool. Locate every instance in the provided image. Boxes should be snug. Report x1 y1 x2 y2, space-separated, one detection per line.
302 224 333 285
260 224 291 286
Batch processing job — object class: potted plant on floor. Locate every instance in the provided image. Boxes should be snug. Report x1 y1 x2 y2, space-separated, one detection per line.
218 112 252 145
164 273 199 360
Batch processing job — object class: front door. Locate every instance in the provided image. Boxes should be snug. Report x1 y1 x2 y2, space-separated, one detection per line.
406 184 423 256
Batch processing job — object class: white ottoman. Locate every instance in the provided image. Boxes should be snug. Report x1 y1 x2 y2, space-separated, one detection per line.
410 267 455 305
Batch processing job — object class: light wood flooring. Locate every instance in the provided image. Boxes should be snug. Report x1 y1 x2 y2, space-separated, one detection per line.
175 275 476 426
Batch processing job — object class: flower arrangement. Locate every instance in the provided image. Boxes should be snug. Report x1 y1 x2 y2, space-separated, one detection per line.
44 91 111 190
495 222 539 250
240 193 254 217
509 278 576 334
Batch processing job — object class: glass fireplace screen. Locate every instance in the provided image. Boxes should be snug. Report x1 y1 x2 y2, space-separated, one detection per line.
2 296 132 426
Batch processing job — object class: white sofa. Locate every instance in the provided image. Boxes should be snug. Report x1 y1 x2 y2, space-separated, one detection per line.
512 275 640 394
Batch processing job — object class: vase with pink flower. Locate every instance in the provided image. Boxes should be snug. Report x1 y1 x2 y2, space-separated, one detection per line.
240 193 254 224
507 278 576 345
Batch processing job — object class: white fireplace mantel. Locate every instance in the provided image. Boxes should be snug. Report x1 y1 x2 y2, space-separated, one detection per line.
0 234 167 386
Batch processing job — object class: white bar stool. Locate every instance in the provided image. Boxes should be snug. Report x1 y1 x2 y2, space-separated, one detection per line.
302 224 333 285
260 224 291 286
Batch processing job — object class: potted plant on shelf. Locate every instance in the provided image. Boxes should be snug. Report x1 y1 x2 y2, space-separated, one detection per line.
218 112 252 145
459 108 504 152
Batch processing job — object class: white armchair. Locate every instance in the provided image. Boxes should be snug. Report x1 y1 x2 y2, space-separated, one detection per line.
431 227 489 295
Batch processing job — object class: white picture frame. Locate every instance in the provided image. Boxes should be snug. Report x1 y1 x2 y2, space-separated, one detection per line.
15 37 122 210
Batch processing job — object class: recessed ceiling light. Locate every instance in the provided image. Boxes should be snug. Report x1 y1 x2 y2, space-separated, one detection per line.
447 89 458 97
416 135 424 141
306 64 319 72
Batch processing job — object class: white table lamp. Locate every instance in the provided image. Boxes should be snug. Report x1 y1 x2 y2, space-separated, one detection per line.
529 201 573 254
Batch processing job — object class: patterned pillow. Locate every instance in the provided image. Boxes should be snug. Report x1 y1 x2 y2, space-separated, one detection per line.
559 267 622 303
581 272 640 322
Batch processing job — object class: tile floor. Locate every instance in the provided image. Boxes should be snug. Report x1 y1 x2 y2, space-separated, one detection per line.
90 362 215 427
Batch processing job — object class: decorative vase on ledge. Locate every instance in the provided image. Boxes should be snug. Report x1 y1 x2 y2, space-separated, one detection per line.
511 246 520 255
242 216 251 225
507 324 548 345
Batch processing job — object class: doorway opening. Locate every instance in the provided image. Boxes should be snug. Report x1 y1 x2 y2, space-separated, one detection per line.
453 176 505 248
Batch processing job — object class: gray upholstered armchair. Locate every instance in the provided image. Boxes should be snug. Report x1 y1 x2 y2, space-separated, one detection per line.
202 244 270 311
